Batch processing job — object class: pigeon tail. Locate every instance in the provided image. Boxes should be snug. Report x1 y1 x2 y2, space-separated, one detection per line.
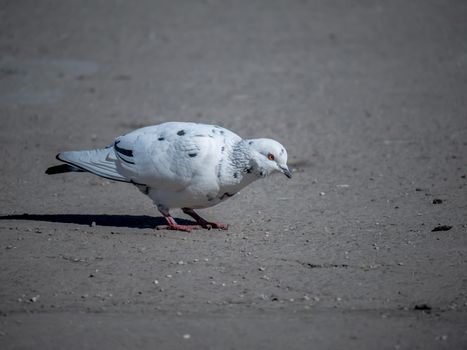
53 149 131 183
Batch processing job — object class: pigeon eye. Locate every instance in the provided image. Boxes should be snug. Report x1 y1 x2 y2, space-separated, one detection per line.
267 153 275 161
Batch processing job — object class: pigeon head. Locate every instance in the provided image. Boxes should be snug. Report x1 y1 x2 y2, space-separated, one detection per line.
247 138 292 179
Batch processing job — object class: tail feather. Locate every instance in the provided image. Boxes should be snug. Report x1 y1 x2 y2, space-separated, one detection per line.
45 164 85 175
48 148 131 183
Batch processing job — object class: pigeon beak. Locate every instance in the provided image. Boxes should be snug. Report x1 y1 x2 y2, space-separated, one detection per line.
280 165 293 179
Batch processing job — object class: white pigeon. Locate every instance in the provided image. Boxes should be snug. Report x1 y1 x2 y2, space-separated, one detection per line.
46 122 292 231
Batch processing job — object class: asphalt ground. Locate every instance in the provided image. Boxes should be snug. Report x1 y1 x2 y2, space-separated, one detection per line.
1 1 466 349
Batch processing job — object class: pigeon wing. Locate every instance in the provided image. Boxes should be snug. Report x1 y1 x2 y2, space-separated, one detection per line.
114 122 240 191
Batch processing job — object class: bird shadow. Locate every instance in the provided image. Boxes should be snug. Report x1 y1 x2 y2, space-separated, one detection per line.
0 213 196 229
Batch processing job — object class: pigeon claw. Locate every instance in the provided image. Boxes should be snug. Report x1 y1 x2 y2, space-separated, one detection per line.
156 224 200 232
198 222 228 230
209 222 228 230
181 208 228 230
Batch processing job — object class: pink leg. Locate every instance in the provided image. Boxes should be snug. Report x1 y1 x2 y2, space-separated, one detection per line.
156 215 201 232
156 205 200 232
182 208 228 230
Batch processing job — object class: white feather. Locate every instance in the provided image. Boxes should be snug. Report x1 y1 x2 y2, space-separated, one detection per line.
53 121 290 211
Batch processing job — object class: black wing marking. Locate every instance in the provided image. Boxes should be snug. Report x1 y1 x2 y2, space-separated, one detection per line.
114 140 135 164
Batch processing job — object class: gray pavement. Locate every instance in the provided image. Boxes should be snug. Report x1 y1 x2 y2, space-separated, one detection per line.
1 1 467 349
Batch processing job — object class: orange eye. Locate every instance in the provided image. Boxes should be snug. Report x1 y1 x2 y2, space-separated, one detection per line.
267 153 275 161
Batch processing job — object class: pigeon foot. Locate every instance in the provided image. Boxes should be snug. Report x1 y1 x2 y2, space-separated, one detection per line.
156 223 200 232
182 208 229 230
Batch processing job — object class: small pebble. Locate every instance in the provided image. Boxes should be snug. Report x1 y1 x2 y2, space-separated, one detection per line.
432 225 452 232
414 303 431 311
182 334 191 340
153 279 159 285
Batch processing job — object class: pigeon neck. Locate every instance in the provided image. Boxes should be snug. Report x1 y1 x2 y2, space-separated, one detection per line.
230 139 253 171
217 140 259 192
229 139 262 180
